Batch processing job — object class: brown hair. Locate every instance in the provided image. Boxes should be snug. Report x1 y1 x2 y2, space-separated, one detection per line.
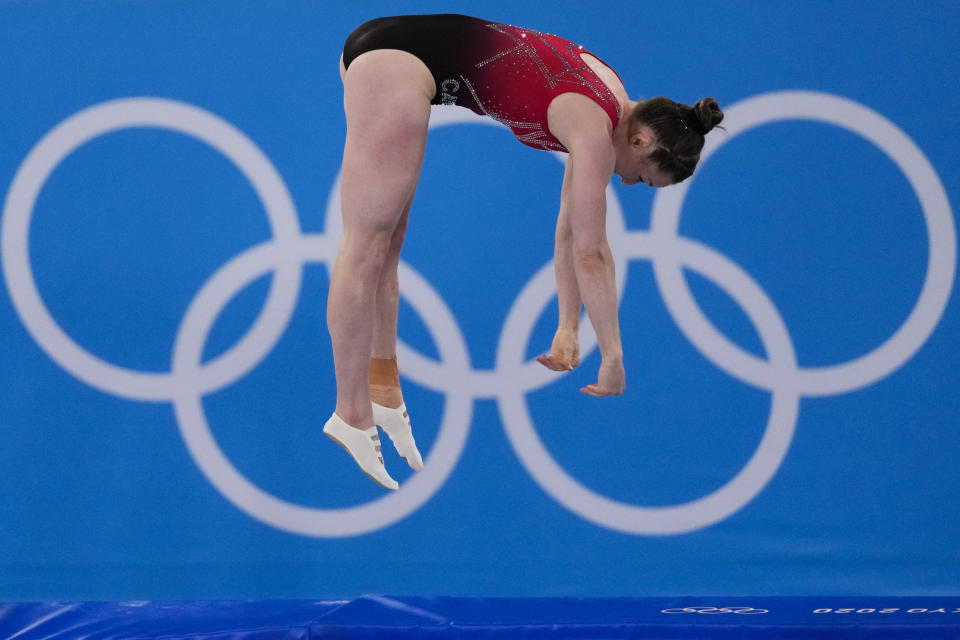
630 97 724 183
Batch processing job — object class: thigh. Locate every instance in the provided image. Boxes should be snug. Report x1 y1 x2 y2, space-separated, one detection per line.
339 51 433 238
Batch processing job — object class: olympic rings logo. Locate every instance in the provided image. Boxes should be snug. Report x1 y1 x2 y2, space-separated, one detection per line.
661 606 769 615
2 92 954 537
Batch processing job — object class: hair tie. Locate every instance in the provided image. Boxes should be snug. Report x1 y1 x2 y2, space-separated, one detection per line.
686 108 709 135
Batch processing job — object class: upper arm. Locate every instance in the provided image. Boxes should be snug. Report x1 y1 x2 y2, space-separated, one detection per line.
550 94 616 245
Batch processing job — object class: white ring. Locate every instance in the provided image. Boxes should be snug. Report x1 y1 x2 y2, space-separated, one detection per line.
499 231 800 534
171 235 475 537
650 91 956 396
1 98 302 401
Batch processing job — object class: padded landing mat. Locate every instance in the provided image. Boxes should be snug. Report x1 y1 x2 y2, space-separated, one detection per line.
2 596 960 638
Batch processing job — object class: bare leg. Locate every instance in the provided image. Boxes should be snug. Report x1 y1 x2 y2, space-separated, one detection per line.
368 198 410 410
371 199 411 360
366 196 424 471
327 51 432 430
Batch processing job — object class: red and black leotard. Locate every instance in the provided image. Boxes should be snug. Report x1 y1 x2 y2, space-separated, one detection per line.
341 14 622 153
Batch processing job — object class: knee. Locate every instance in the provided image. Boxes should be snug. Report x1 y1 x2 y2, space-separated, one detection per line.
386 221 407 263
339 229 394 279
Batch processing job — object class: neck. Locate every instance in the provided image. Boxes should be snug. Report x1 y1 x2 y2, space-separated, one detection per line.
613 99 639 146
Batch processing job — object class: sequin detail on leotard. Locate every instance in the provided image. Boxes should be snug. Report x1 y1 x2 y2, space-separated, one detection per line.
341 15 622 152
458 21 621 152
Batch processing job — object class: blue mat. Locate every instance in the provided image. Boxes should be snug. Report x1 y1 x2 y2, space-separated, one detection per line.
2 597 960 638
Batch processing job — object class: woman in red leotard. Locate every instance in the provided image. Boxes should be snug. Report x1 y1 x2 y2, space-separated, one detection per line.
323 14 724 490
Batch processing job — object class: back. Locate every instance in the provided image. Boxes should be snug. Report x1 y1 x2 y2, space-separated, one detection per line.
342 14 622 151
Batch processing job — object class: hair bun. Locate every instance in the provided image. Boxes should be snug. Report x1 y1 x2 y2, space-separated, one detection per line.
691 97 724 135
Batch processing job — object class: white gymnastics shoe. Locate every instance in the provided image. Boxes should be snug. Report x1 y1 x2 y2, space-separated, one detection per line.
323 414 399 491
372 402 424 472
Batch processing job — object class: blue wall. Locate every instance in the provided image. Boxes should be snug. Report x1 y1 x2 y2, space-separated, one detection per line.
1 1 958 599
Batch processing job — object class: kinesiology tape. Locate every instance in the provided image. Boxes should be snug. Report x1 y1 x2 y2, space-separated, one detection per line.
370 357 403 408
369 357 400 387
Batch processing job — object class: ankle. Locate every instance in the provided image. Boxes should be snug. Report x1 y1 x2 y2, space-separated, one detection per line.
370 384 404 409
334 406 374 430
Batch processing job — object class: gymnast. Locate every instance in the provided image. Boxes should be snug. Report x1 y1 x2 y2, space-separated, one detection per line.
324 14 724 489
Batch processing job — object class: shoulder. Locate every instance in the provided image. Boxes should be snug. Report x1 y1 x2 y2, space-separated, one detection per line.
548 93 615 166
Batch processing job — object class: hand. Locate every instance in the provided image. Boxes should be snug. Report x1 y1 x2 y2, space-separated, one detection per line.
580 358 625 397
536 327 580 371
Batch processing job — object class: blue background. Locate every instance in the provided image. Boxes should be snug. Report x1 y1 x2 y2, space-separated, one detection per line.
1 0 958 599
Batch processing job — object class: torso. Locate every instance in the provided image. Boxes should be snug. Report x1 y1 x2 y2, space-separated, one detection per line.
342 14 624 152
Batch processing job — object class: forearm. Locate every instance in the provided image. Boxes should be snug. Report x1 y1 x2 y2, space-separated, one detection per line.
554 220 582 330
572 242 622 361
551 125 621 363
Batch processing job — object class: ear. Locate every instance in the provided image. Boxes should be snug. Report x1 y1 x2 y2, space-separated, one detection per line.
630 131 655 151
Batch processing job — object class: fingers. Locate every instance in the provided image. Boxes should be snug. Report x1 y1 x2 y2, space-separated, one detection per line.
579 384 622 397
536 354 575 371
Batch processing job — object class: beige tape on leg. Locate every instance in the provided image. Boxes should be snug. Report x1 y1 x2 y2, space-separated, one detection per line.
370 356 403 409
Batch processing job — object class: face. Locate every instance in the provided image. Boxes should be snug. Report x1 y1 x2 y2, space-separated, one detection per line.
614 125 676 188
616 154 675 188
